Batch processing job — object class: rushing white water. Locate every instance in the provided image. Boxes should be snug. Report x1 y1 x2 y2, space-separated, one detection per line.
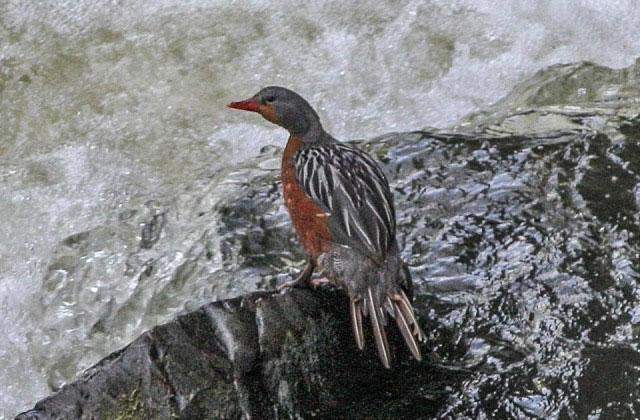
1 0 640 416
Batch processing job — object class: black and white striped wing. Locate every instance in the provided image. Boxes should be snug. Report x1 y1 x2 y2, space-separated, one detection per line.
294 143 396 261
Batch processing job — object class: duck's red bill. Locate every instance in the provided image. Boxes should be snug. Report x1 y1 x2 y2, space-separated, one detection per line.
227 98 260 112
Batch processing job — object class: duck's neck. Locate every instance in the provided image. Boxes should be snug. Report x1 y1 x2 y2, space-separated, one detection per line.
283 136 304 166
295 120 335 145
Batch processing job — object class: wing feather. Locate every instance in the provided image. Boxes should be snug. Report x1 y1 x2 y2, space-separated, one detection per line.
294 143 395 260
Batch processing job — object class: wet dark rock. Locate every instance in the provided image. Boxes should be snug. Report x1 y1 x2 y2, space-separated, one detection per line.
15 289 451 419
16 59 640 418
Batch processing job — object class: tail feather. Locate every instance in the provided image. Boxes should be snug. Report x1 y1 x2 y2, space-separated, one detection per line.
349 286 423 369
397 289 425 341
367 287 391 369
391 297 422 361
376 297 391 353
350 298 365 351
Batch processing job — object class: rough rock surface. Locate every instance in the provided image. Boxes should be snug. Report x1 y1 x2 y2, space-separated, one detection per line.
16 289 449 419
16 59 640 418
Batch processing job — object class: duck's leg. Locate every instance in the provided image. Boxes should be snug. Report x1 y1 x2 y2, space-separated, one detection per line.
277 259 315 291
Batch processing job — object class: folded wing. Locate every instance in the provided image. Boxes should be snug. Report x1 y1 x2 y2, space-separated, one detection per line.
294 143 396 262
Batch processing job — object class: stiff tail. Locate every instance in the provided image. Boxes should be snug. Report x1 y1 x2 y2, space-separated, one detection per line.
368 287 391 368
390 290 424 361
350 298 365 351
349 287 424 369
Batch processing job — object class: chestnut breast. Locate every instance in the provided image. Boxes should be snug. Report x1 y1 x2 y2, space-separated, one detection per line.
281 137 332 259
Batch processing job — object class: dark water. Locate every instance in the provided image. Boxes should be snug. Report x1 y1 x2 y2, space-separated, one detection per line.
370 118 640 417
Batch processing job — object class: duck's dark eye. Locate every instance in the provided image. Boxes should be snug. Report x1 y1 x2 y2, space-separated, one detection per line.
263 95 275 103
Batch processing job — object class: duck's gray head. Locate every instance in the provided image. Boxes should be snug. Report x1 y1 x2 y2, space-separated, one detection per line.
228 86 325 140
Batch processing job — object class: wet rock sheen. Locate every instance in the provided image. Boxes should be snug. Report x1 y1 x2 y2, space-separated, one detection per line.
16 289 447 419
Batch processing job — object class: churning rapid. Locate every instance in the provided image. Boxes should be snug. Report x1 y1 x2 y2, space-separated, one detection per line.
1 0 640 416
